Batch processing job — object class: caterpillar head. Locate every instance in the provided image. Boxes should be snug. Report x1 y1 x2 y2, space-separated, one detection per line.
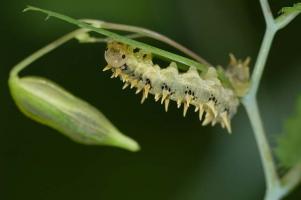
105 41 128 68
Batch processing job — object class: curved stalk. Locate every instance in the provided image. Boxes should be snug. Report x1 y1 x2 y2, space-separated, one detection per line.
77 33 143 43
281 163 301 196
24 6 208 73
10 29 87 77
81 19 211 66
243 0 301 199
242 99 281 200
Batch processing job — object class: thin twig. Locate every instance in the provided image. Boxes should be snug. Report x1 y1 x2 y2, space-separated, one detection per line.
81 19 212 66
275 13 299 30
281 163 301 197
259 0 275 26
243 1 280 196
25 6 209 73
77 33 143 43
10 29 86 77
243 1 301 199
248 29 276 98
242 99 281 198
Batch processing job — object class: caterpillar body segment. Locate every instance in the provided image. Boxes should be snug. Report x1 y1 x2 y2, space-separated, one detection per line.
103 41 240 133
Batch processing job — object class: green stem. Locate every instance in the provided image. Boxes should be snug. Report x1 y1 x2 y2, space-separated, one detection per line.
275 13 299 30
243 99 281 199
281 163 301 196
23 6 208 73
259 0 274 25
77 33 143 43
248 28 276 98
243 2 279 197
10 29 86 77
81 19 211 66
243 0 301 199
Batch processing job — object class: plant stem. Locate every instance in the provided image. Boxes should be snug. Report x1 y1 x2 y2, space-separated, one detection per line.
10 29 86 77
275 13 299 30
243 0 301 199
243 1 279 197
281 163 301 195
24 6 208 73
77 33 143 43
259 0 274 25
248 28 276 97
81 19 212 66
243 99 281 200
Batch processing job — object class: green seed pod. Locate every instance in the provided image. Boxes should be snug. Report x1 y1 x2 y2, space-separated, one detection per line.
8 75 140 152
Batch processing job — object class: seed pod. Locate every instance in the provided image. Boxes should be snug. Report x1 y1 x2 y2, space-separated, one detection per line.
8 75 140 152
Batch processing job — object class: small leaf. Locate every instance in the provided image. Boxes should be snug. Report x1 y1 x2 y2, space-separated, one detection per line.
279 3 301 16
276 95 301 167
9 75 140 152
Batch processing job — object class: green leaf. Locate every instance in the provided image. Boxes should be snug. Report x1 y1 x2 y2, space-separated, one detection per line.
276 95 301 167
9 75 140 152
279 3 301 15
23 6 207 73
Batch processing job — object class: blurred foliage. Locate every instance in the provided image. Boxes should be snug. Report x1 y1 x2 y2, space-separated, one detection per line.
1 0 301 200
276 95 301 167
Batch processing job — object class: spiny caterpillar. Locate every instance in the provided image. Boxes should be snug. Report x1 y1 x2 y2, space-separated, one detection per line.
102 41 249 133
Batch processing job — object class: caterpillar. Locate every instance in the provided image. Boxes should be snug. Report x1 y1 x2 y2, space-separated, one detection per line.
102 41 248 133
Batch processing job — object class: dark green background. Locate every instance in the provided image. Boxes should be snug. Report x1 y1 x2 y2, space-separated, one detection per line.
1 0 301 200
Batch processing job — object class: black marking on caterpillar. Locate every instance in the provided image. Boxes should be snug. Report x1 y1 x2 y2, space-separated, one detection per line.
102 41 241 133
